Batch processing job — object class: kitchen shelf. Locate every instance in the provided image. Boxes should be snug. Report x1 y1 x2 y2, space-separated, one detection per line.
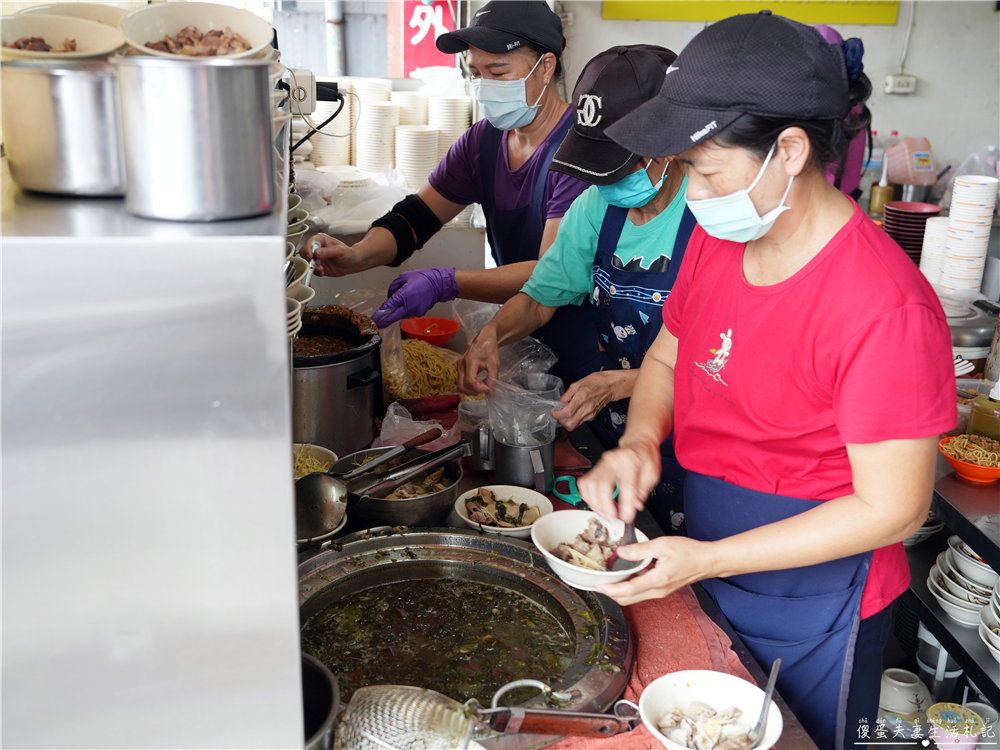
930 471 1000 574
903 530 1000 707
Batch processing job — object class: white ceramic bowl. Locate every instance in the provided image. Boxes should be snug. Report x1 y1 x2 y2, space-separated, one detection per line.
639 670 783 750
928 566 983 609
286 296 302 324
285 241 296 261
18 3 128 26
980 625 1000 663
993 587 1000 621
290 283 316 308
931 563 991 607
530 510 651 591
983 603 1000 649
119 2 273 60
287 220 310 239
879 668 932 715
1 13 124 59
288 206 308 225
453 486 553 540
293 443 337 479
938 551 994 598
926 577 981 626
286 256 309 296
947 536 998 588
287 193 303 212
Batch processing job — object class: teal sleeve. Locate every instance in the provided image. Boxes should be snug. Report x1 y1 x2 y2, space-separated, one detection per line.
521 186 604 307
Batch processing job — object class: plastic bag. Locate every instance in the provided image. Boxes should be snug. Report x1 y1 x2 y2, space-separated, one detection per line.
332 288 413 400
372 402 457 450
313 181 409 235
452 299 501 340
941 153 998 212
498 337 559 382
486 377 562 448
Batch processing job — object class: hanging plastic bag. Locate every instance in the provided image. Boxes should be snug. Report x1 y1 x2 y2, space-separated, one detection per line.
498 337 559 382
452 298 501 341
485 377 562 448
331 288 413 400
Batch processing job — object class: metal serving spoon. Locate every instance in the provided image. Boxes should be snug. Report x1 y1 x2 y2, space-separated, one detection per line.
607 522 639 571
746 658 781 750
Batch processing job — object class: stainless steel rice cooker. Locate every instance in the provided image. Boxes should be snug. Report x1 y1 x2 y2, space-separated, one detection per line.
941 296 999 377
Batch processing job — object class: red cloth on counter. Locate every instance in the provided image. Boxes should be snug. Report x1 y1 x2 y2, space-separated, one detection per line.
662 202 956 619
546 586 755 750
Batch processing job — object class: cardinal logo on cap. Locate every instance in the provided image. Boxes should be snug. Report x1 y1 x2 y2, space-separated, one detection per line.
576 94 603 128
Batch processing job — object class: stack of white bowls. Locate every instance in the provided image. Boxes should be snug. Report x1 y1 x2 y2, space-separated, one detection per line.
308 77 354 167
355 101 400 175
395 125 441 191
287 297 303 338
918 216 949 285
926 535 998 627
316 166 374 190
903 510 945 547
428 95 472 160
980 587 1000 664
349 77 393 166
390 91 429 125
942 175 1000 292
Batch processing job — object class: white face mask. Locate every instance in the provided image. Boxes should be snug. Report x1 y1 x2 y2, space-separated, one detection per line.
685 143 794 243
471 54 548 131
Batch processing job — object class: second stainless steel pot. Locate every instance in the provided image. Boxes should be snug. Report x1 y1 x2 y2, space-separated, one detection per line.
112 56 275 221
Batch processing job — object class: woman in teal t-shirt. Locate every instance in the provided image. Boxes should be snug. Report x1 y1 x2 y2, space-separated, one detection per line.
457 44 695 531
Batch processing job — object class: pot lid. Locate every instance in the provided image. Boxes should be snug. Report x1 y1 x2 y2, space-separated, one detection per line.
293 304 381 366
939 296 997 349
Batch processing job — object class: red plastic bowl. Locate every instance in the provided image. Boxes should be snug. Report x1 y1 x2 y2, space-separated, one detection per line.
400 316 460 346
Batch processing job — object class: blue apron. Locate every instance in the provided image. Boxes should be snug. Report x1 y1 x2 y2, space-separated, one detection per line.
588 203 695 532
685 472 872 750
479 117 601 387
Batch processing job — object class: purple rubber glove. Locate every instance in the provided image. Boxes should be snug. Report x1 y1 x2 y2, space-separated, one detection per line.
372 268 460 328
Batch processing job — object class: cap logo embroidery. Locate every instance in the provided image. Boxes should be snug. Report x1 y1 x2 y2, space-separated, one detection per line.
506 40 521 50
690 120 717 142
576 94 603 127
666 65 680 75
476 9 490 15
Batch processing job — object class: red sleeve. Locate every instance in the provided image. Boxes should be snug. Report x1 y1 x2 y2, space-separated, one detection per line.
543 171 589 220
662 224 708 336
834 303 957 443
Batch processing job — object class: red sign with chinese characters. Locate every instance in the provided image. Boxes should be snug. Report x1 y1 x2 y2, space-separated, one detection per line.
388 0 456 79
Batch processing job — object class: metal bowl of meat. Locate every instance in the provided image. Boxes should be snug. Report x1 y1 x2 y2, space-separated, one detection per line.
329 447 462 527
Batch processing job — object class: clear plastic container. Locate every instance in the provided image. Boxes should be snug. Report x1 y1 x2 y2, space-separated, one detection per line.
886 137 937 187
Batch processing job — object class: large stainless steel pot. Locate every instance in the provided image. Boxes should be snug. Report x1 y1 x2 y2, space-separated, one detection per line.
299 528 633 750
112 56 274 221
293 336 383 458
0 60 125 196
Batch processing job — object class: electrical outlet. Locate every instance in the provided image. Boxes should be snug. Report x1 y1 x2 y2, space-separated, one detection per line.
288 68 316 116
885 74 917 94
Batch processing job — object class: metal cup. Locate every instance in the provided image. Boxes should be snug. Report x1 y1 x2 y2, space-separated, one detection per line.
494 439 555 494
458 401 494 471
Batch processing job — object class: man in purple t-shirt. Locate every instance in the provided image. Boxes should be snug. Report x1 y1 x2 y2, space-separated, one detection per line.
303 0 600 386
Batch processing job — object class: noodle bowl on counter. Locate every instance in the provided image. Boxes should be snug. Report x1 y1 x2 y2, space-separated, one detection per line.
940 434 1000 468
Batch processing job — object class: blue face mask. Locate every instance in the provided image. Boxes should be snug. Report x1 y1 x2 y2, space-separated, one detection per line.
597 159 668 208
685 143 794 243
472 55 548 131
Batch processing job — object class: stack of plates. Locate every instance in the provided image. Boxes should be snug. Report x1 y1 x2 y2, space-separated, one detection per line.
356 101 400 175
390 91 429 125
349 77 393 166
428 95 471 160
903 511 945 547
918 216 950 284
317 166 374 189
925 535 998 627
882 201 941 265
395 125 441 191
942 175 1000 292
309 77 354 167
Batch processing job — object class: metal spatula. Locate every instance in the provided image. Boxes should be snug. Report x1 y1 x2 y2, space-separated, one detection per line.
333 680 639 750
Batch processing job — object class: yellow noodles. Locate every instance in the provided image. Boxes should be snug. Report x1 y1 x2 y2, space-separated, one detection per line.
941 434 1000 468
386 339 458 401
294 444 332 479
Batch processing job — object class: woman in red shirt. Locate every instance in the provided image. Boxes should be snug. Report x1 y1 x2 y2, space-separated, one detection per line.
579 12 955 750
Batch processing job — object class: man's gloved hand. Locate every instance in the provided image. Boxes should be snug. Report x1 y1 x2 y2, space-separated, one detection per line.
371 268 460 328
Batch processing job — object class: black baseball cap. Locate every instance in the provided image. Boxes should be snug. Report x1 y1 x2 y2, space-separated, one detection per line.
436 0 564 57
550 45 676 185
605 11 850 158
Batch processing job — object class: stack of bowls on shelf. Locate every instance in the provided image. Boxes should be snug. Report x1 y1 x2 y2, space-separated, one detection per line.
877 668 932 739
395 125 441 191
349 77 393 166
287 202 309 245
918 216 949 284
355 102 400 175
980 586 1000 663
390 91 429 125
942 175 1000 292
882 201 942 265
287 297 303 339
903 510 945 547
316 166 374 190
428 95 472 160
926 535 998 627
308 77 354 168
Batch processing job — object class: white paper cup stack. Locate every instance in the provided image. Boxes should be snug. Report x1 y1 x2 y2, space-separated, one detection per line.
356 101 400 174
942 176 999 291
308 78 354 167
395 125 441 190
428 96 472 160
919 216 949 284
349 77 393 166
390 91 429 125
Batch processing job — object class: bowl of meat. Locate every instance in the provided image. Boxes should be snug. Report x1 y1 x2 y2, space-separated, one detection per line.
639 670 783 750
119 2 274 60
454 485 553 539
328 447 463 527
1 13 124 59
530 510 652 591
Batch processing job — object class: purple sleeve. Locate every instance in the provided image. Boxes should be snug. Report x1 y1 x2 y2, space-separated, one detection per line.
427 120 488 207
543 171 590 220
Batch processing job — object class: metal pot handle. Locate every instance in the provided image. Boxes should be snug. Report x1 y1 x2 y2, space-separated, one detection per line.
530 449 546 494
346 367 381 389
